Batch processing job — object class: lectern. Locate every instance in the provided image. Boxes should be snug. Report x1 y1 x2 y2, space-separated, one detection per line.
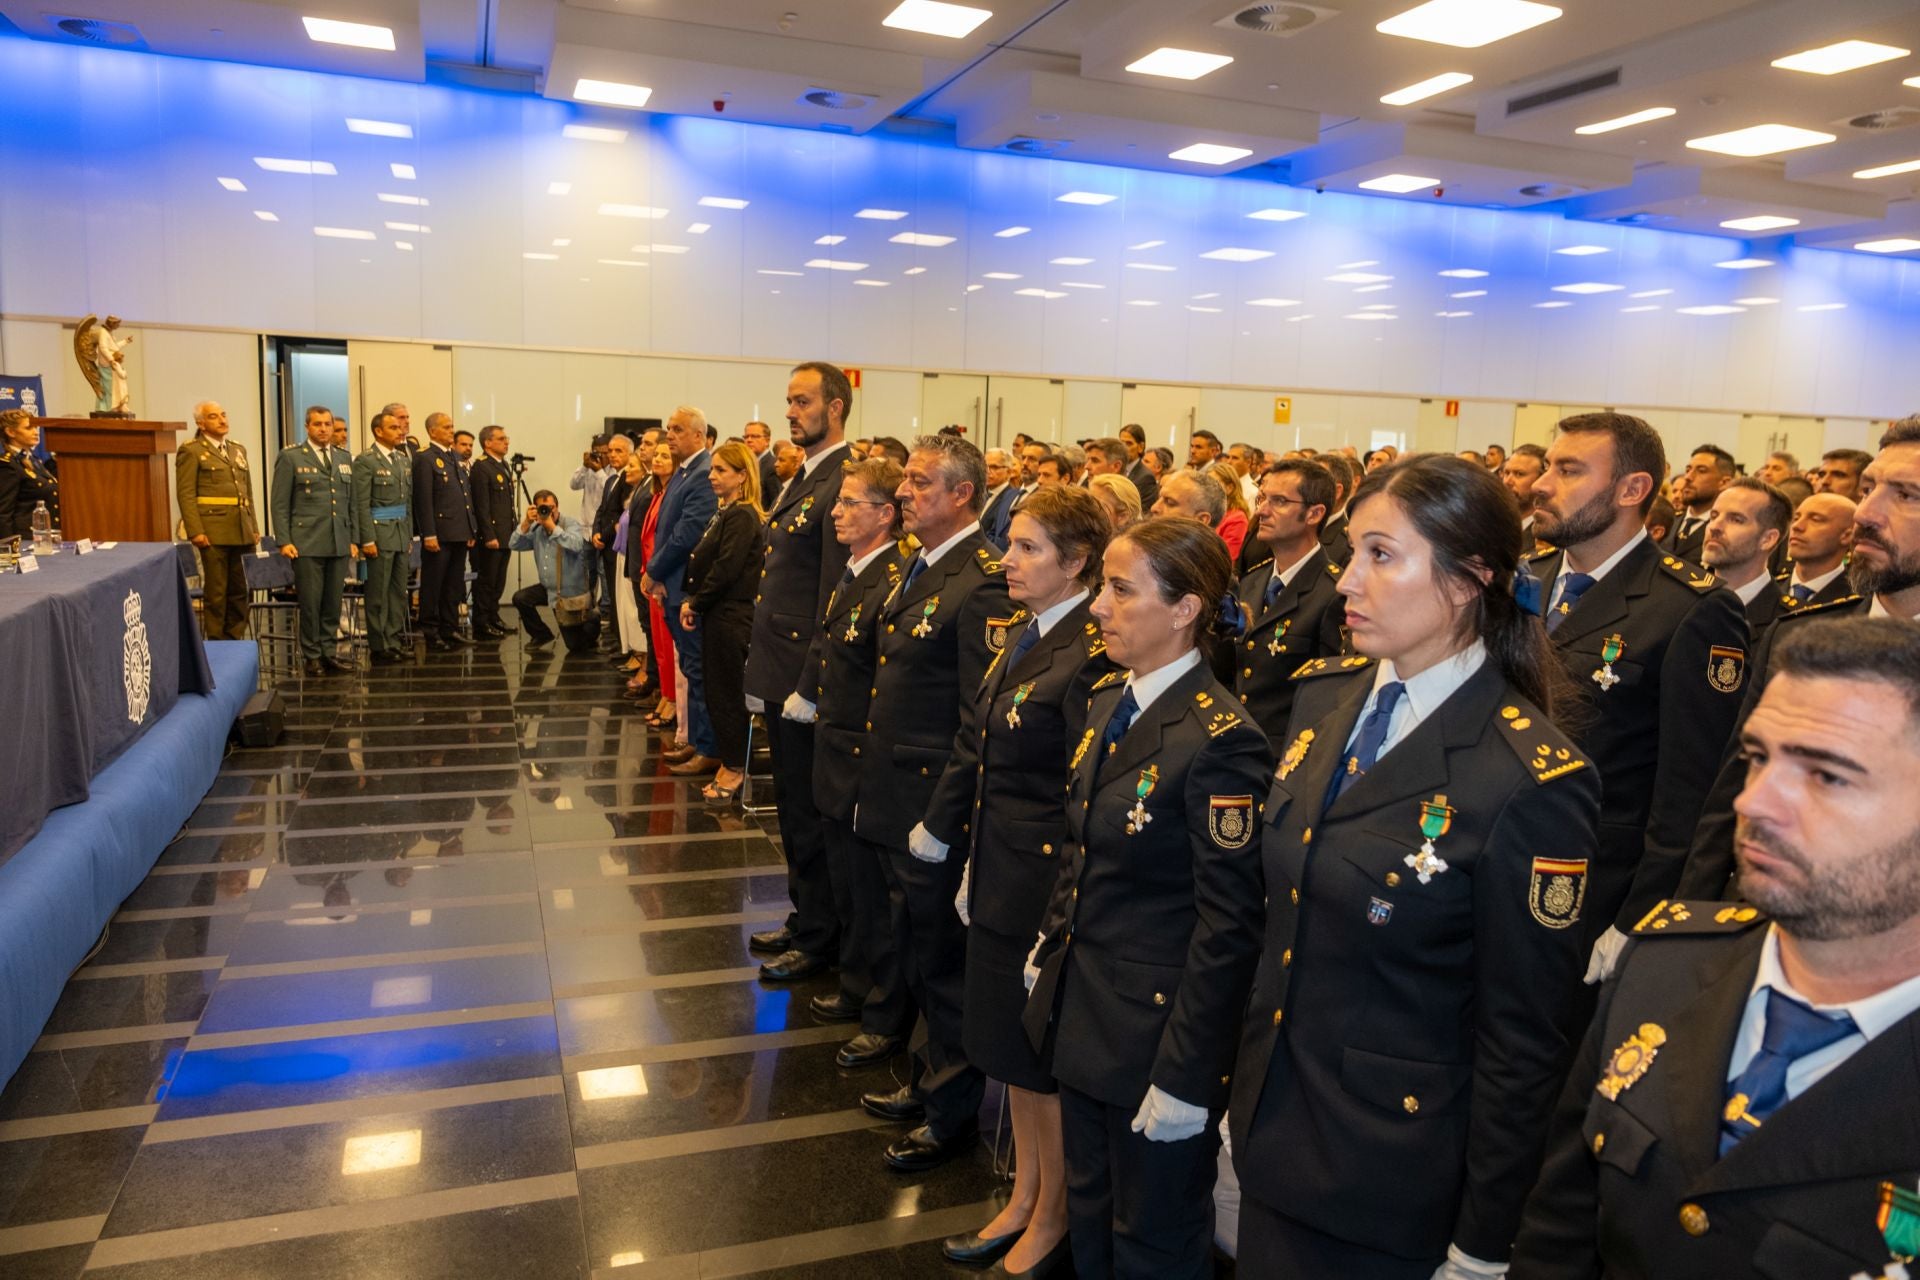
36 417 185 542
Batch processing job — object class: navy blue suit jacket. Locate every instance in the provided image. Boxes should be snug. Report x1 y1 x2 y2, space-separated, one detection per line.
644 449 716 605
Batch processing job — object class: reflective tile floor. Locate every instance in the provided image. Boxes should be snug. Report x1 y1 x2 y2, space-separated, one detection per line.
0 635 1006 1278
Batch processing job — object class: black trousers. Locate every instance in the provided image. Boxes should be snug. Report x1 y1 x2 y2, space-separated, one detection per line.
469 543 509 630
513 582 596 653
419 539 469 638
598 544 618 627
698 602 753 769
1237 1193 1438 1280
876 836 980 1140
766 715 840 961
822 816 905 1028
1060 1083 1222 1280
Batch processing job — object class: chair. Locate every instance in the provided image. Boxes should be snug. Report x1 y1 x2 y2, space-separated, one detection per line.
173 540 204 627
241 540 300 678
738 713 778 816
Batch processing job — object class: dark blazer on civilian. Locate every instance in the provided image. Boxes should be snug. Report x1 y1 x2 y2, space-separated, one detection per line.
643 450 716 606
1126 458 1159 514
980 484 1018 551
682 503 765 615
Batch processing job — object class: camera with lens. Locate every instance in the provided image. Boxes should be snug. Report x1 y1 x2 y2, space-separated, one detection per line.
535 502 555 518
510 450 536 474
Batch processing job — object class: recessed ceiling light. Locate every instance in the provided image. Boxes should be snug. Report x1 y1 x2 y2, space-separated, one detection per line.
1126 262 1177 271
574 79 653 109
1437 310 1474 317
1533 300 1573 308
1734 296 1779 305
1345 312 1397 321
1907 77 1920 89
1050 256 1093 265
1247 298 1302 307
1169 142 1255 165
1450 289 1487 298
217 176 246 191
805 258 870 270
966 284 984 292
1129 239 1166 250
302 16 395 50
254 157 337 175
547 181 571 195
1056 191 1118 205
1853 158 1920 179
1016 288 1068 298
598 203 667 218
1856 237 1920 253
1719 215 1800 231
1629 288 1672 298
1575 106 1676 135
1715 257 1773 269
698 196 749 209
378 193 427 205
1376 0 1561 49
686 223 710 234
1438 268 1489 278
1246 208 1307 222
1199 247 1274 261
1353 283 1393 293
995 225 1030 237
383 221 428 232
1192 291 1220 300
1380 71 1474 105
1127 299 1160 307
1286 314 1314 322
346 117 411 138
759 269 804 276
1125 47 1234 80
1678 304 1746 315
1187 304 1223 313
815 235 846 245
881 0 993 38
562 124 627 143
1060 281 1103 289
1799 302 1846 311
643 244 690 254
1339 260 1380 269
853 279 890 287
1358 173 1441 193
904 266 927 275
1685 124 1835 157
1360 303 1397 310
524 252 558 261
253 210 278 221
982 271 1022 279
314 227 376 240
598 258 649 267
1325 271 1391 283
390 163 416 180
553 238 571 247
891 232 956 246
1553 282 1624 294
394 241 413 251
1620 305 1660 313
1770 40 1909 75
1554 244 1609 255
855 208 909 220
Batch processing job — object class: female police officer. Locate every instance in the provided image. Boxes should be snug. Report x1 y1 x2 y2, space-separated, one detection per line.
1228 455 1601 1279
0 409 57 540
1023 517 1273 1279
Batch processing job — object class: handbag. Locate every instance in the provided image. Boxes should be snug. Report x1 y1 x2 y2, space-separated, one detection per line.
554 592 591 625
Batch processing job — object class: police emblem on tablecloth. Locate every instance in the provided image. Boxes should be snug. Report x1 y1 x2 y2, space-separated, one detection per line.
1708 645 1745 693
1209 795 1253 849
122 589 152 724
1528 856 1587 929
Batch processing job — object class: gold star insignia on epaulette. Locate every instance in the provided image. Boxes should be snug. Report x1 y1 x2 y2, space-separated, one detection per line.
1092 671 1125 690
1631 898 1765 934
1714 905 1761 924
1633 899 1693 932
1499 705 1534 731
1663 556 1682 568
1293 658 1328 677
1195 691 1215 708
1084 621 1098 635
1207 712 1242 738
1529 741 1585 781
1340 656 1369 668
1325 562 1340 576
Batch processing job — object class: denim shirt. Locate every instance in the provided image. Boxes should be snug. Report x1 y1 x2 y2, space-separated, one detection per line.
509 513 589 597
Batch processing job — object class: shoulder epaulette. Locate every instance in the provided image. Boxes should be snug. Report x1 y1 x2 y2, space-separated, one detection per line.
1657 553 1720 593
1777 593 1863 621
1244 554 1274 575
1631 899 1767 936
1495 703 1590 784
976 546 1004 574
1091 670 1125 691
1290 655 1374 680
1325 561 1342 578
1083 621 1107 658
1522 546 1556 565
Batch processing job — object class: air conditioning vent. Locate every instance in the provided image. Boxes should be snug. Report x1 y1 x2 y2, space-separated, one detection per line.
1005 136 1070 155
802 88 874 111
1506 68 1621 117
1518 182 1580 199
52 15 143 45
1610 212 1673 226
1838 106 1920 132
1215 3 1340 37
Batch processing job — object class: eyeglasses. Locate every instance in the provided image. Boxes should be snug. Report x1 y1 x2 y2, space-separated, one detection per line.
1255 494 1310 509
832 496 893 509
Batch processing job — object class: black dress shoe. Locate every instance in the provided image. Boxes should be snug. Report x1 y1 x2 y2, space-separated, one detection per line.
748 927 792 955
425 636 453 652
885 1123 977 1172
758 949 827 982
860 1084 925 1123
943 1228 1022 1267
836 1032 903 1068
493 623 517 635
324 656 355 673
810 992 863 1022
987 1233 1073 1278
303 658 324 676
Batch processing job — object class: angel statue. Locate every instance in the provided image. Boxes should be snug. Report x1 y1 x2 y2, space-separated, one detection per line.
75 314 134 416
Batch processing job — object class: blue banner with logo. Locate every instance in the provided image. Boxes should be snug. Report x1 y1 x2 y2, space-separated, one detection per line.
0 374 50 461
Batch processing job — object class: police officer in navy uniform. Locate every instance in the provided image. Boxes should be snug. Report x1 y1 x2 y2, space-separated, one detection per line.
1520 413 1748 982
1230 457 1600 1280
1234 458 1347 753
1023 518 1273 1280
0 408 57 538
788 457 910 1064
1512 618 1920 1280
468 425 519 638
412 411 475 650
853 433 1011 1173
751 362 854 983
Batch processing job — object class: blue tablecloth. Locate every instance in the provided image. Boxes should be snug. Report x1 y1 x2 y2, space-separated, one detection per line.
0 542 213 860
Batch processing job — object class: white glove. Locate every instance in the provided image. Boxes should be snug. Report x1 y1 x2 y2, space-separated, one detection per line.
1584 926 1628 986
1023 930 1044 992
745 694 766 714
908 822 948 864
781 692 817 724
954 858 971 926
1130 1084 1208 1144
1431 1245 1507 1280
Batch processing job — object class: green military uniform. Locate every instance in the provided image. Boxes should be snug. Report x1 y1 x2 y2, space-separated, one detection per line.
177 433 259 640
271 437 354 664
352 440 413 657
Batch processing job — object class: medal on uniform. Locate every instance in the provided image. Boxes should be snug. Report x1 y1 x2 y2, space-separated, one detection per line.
1267 617 1292 657
1278 728 1314 780
1593 634 1625 691
1007 681 1035 730
1405 795 1453 883
1125 765 1159 835
1595 1023 1667 1101
792 495 814 530
1877 1182 1920 1263
911 595 940 638
842 604 862 642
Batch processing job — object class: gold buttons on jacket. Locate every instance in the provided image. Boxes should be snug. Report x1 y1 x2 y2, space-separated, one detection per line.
878 656 887 665
1385 872 1401 887
1301 827 1311 844
1152 992 1166 1006
1402 1095 1419 1114
1591 1132 1605 1155
1042 843 1053 855
887 624 896 634
1242 667 1253 677
1281 949 1292 967
1678 1204 1709 1236
1290 888 1300 905
1271 1008 1284 1026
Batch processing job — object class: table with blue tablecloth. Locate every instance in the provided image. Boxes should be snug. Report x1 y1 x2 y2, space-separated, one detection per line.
0 542 213 860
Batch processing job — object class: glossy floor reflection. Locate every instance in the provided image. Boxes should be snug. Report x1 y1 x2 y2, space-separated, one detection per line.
0 631 1008 1278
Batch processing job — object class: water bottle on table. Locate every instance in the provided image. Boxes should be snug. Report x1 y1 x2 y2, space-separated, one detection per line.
30 501 52 554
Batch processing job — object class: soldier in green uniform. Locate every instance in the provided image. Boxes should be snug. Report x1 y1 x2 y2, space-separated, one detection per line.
353 409 414 661
271 405 356 675
177 400 259 640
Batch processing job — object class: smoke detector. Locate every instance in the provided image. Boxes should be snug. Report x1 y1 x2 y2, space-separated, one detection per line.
1215 3 1340 37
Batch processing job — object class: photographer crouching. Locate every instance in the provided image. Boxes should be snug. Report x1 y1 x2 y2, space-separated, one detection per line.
510 489 597 654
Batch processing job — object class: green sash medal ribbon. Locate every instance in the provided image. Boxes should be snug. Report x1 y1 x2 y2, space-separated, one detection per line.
1125 765 1160 835
1594 634 1625 691
1268 617 1292 656
1405 794 1454 883
792 495 814 530
1007 681 1036 730
1878 1182 1920 1262
842 604 862 643
912 596 940 638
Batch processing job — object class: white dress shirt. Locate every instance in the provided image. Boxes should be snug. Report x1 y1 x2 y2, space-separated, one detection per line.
1729 925 1920 1101
1343 641 1489 762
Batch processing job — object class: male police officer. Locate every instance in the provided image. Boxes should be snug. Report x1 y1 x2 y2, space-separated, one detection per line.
177 400 259 640
469 425 518 639
353 410 413 662
412 411 475 650
1233 459 1346 753
270 405 355 674
1512 619 1920 1280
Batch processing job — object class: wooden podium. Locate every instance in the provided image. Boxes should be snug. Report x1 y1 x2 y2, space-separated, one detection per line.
36 418 186 543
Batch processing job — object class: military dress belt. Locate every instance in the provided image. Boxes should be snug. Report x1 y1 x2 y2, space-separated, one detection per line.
370 504 407 522
196 496 241 505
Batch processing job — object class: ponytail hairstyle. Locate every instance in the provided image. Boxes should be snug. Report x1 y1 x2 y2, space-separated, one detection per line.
1115 516 1238 663
1347 455 1580 725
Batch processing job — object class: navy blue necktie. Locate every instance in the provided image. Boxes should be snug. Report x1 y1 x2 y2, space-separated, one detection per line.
903 553 927 592
1263 569 1286 608
840 566 856 587
1789 582 1815 605
1327 681 1405 806
1010 622 1040 665
1720 988 1858 1155
1096 686 1139 774
1548 571 1596 633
